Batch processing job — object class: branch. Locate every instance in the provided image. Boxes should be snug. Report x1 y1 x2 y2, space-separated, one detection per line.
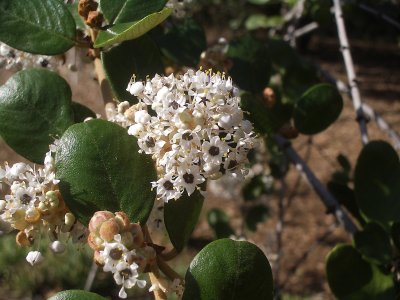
84 261 98 291
317 65 400 150
274 135 358 234
332 0 369 145
356 2 400 31
284 0 306 46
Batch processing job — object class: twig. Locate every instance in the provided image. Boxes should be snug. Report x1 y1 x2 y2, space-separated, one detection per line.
332 0 369 145
284 0 306 47
273 178 286 300
149 267 168 300
356 2 400 31
274 135 358 234
84 261 98 291
317 65 400 150
160 247 179 261
293 22 319 39
157 256 183 281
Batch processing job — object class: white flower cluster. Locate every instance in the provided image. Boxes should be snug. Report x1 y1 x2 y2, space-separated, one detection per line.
0 143 86 265
0 42 58 71
108 69 256 203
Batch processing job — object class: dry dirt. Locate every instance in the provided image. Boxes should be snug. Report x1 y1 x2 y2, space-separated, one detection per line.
0 35 399 299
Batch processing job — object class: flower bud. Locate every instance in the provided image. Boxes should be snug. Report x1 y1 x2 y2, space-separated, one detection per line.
115 212 130 232
25 207 41 223
16 231 31 247
99 219 120 242
88 232 103 251
64 212 76 227
129 223 144 248
50 240 66 254
89 211 114 233
26 251 43 266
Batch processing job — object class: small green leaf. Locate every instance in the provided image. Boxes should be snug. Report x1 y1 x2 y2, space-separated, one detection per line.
0 69 74 164
326 244 395 300
245 14 284 30
164 190 204 252
183 239 274 300
100 0 167 24
159 19 206 67
66 2 86 31
354 222 392 265
101 35 163 103
245 205 269 231
207 208 234 239
71 102 96 123
354 141 400 224
227 35 271 93
293 83 343 134
0 0 76 55
94 8 172 48
48 290 106 300
55 119 157 225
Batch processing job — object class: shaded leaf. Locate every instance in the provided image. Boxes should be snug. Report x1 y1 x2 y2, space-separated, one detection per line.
354 222 392 265
293 84 343 134
0 69 74 164
354 141 400 224
0 0 75 55
242 175 267 201
245 14 284 30
100 0 167 24
227 35 271 93
245 204 269 231
158 19 206 67
164 190 204 252
207 208 234 239
183 239 273 300
101 35 163 103
94 8 172 48
71 102 96 123
326 244 394 300
55 119 157 225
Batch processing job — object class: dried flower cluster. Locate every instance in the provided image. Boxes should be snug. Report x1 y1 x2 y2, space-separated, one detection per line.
88 211 156 298
0 146 86 265
166 0 193 18
107 69 256 202
0 43 58 71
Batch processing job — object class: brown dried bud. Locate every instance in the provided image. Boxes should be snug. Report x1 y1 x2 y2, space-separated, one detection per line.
16 231 32 247
279 124 299 139
89 211 114 233
129 223 144 248
78 0 98 19
85 11 103 29
88 232 103 251
99 219 120 242
115 211 130 232
263 87 276 109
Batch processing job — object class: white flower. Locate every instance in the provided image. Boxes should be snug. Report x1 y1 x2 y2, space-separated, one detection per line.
176 165 205 196
127 81 144 95
26 251 44 266
202 136 229 165
50 240 66 253
113 261 146 298
101 234 129 272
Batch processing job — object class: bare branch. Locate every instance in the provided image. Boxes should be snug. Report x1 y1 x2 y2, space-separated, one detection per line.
274 135 358 234
357 2 400 31
332 0 369 145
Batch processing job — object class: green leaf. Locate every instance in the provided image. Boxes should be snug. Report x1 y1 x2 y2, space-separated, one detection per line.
0 69 74 164
354 222 392 265
48 290 106 300
159 19 206 68
164 190 204 252
55 119 157 226
0 0 76 55
245 14 284 30
183 239 274 300
354 141 400 224
326 244 395 300
207 208 234 239
101 35 163 103
242 175 267 201
71 102 96 123
94 8 172 48
245 205 269 231
227 35 271 93
337 153 351 173
266 38 299 70
293 83 343 134
248 0 279 4
66 2 86 31
100 0 167 24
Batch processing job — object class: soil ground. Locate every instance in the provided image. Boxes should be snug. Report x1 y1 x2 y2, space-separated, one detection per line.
0 34 399 299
